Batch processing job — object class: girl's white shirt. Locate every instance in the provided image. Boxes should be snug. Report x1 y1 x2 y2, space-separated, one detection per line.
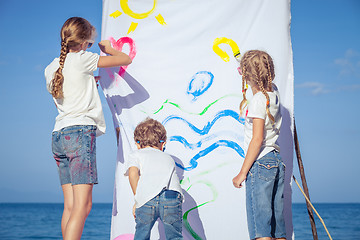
45 50 105 136
124 147 183 208
244 85 282 159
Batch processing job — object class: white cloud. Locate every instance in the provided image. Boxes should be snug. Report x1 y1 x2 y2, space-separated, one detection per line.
296 81 360 95
295 81 330 95
334 49 360 77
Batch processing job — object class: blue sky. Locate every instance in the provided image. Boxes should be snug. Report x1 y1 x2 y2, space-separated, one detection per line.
0 0 359 203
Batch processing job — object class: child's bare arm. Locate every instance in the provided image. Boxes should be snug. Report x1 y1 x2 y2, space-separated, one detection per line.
233 118 264 188
98 40 132 68
128 166 139 195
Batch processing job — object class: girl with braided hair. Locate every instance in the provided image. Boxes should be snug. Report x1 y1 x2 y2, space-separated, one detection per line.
232 50 286 240
45 17 132 240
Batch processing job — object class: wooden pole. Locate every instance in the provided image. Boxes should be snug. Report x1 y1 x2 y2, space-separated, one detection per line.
294 121 318 240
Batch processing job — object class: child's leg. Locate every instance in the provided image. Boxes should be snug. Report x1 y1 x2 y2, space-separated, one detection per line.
52 129 73 238
246 151 278 239
134 197 159 240
273 152 286 240
64 184 93 240
53 125 98 240
61 183 73 238
159 190 183 240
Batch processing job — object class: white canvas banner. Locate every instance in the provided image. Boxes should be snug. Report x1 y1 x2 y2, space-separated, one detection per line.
100 0 294 239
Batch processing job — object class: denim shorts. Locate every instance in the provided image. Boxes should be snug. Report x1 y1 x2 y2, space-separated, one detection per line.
134 189 183 240
245 150 286 239
52 125 98 185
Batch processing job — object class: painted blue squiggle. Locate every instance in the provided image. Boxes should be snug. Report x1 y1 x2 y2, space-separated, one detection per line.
162 110 244 135
170 132 242 150
170 135 215 150
174 140 245 171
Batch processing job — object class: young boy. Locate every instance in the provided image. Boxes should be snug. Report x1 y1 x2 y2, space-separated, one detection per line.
125 117 183 240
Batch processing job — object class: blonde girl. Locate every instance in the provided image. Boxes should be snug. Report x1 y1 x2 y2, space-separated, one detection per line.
45 17 132 240
232 50 286 240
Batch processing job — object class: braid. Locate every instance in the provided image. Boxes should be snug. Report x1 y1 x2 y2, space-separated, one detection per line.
257 77 275 123
239 52 253 118
50 17 95 99
59 40 68 67
240 50 276 124
239 64 248 117
254 56 275 124
51 41 68 99
265 55 273 91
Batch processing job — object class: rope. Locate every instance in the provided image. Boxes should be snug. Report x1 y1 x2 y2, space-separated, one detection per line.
292 175 333 240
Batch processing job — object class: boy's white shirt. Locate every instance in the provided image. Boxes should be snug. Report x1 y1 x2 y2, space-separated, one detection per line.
244 85 282 159
124 147 183 208
44 50 106 136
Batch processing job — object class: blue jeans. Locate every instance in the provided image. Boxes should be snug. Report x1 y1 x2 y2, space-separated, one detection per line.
52 125 98 185
134 190 183 240
245 150 286 239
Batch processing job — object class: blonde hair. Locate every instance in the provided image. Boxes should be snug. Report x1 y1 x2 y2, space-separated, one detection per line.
134 118 167 149
239 50 275 123
50 17 95 99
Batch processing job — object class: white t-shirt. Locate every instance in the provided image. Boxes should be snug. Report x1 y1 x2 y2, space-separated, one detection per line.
244 85 282 159
124 147 183 208
45 50 105 136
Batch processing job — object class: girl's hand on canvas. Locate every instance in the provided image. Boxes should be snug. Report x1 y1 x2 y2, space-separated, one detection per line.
232 172 246 188
98 40 112 54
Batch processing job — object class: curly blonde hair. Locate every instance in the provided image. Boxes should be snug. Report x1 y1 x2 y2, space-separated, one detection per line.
239 50 275 123
134 118 167 149
50 17 95 99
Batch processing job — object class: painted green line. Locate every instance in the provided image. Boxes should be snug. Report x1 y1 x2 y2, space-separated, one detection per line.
141 94 242 115
182 180 218 240
180 161 237 239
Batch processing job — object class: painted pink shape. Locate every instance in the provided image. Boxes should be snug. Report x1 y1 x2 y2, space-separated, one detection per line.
105 36 136 81
65 136 70 140
113 233 135 240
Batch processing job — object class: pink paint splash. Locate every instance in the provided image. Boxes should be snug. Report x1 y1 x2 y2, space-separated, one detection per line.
105 36 137 81
65 136 70 140
113 234 134 240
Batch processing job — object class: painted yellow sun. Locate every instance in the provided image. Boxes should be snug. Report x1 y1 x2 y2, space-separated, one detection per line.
109 0 166 34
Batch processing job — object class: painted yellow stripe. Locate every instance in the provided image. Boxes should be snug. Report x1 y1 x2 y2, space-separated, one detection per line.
109 10 122 18
155 13 166 25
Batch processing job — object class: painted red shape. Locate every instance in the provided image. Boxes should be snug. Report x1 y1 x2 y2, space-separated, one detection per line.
106 36 137 79
65 136 70 140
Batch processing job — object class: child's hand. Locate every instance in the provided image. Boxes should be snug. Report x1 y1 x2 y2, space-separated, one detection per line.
98 40 112 54
232 173 246 188
132 204 136 219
